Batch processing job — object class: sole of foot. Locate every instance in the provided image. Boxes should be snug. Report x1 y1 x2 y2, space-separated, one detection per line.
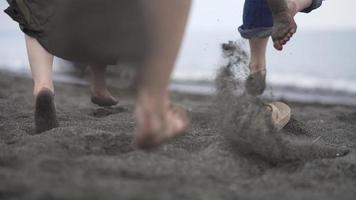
35 88 59 133
272 11 297 51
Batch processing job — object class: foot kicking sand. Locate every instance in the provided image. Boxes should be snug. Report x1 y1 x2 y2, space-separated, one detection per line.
34 88 59 133
91 89 118 107
220 97 349 162
267 0 298 50
215 36 349 162
133 104 190 149
246 69 267 96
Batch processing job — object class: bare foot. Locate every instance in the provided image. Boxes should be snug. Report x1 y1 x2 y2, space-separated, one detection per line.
271 1 298 50
133 104 190 149
34 88 59 133
246 68 266 96
90 88 118 107
89 64 118 107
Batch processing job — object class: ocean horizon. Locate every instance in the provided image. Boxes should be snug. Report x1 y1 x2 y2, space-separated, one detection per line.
1 28 356 105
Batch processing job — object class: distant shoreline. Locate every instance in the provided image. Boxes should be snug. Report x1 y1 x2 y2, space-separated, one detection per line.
171 79 356 107
2 68 355 107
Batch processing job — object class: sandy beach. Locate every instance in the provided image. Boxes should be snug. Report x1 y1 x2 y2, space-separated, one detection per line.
0 70 356 200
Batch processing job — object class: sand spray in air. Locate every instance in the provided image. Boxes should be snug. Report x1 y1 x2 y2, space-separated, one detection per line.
214 40 349 163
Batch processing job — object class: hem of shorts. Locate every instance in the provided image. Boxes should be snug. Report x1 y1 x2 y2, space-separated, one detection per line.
238 26 273 39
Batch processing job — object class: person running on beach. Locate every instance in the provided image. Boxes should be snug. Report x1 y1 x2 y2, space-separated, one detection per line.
225 0 350 160
5 0 191 149
239 0 323 96
236 0 323 130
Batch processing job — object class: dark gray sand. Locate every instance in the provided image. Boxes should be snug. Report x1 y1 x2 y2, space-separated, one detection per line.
0 71 356 200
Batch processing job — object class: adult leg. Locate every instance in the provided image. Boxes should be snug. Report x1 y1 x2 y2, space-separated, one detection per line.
89 64 118 107
133 0 191 149
25 35 58 133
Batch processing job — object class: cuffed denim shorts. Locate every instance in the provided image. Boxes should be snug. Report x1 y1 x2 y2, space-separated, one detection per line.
238 0 323 39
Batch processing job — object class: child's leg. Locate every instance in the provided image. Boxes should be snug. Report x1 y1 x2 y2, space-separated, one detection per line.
238 1 291 129
249 38 269 74
25 35 54 95
89 64 118 107
133 0 191 149
239 0 272 95
25 35 58 133
246 38 269 95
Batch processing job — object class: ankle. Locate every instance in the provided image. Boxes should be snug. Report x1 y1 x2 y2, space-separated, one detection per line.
137 90 168 115
90 85 108 95
249 63 266 74
137 92 158 109
90 77 107 89
34 85 54 96
287 0 298 16
135 100 163 131
292 0 313 13
267 0 289 15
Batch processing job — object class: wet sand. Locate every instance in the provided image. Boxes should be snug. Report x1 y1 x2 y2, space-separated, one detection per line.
0 71 356 200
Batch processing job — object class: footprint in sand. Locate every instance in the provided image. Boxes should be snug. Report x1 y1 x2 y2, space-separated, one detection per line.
92 106 128 118
0 153 22 169
283 117 310 135
336 112 356 124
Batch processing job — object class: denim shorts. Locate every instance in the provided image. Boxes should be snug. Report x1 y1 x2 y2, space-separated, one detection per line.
238 0 323 39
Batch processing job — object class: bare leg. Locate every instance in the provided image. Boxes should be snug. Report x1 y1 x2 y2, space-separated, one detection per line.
249 38 269 74
246 38 269 95
267 0 313 50
25 35 58 133
133 0 191 149
246 38 291 129
26 35 54 95
89 64 118 107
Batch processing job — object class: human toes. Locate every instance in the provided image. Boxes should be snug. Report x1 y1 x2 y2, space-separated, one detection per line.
274 41 283 51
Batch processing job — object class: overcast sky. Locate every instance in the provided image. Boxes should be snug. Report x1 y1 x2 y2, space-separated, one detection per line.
188 0 356 31
1 0 356 33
